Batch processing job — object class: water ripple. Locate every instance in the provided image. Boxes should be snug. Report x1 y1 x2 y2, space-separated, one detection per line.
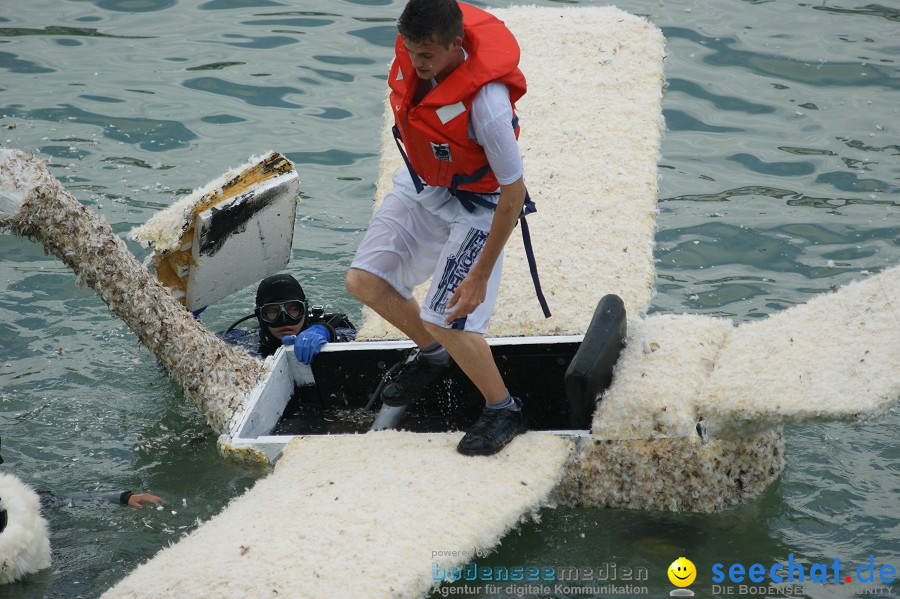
664 26 900 89
664 108 744 133
3 104 196 151
79 94 126 103
93 0 177 12
0 25 150 39
186 61 245 71
812 3 900 24
217 33 298 49
285 149 377 167
667 78 776 114
660 185 899 208
198 0 285 9
347 24 397 47
815 170 895 193
0 50 55 73
313 54 378 66
182 76 304 108
242 17 336 28
727 152 816 176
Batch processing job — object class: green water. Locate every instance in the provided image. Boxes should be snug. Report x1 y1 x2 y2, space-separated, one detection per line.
0 0 897 598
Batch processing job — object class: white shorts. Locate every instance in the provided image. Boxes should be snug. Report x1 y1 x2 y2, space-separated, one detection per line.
350 169 502 333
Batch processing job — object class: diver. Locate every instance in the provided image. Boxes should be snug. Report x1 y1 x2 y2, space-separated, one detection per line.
218 273 356 362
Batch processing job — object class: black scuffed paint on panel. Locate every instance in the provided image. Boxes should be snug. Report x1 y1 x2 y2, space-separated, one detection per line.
198 185 283 257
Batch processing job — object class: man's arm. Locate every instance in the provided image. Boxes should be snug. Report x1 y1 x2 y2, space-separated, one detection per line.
39 490 166 508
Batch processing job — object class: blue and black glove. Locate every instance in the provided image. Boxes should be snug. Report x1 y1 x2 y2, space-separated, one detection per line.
282 324 330 364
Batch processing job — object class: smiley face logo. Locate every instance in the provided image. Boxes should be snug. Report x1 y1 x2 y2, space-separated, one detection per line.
668 557 697 587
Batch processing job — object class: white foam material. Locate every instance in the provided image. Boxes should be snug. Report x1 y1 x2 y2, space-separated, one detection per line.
569 266 898 512
558 428 786 512
592 314 734 440
128 150 278 250
0 473 52 585
593 265 900 442
704 265 900 434
103 432 571 599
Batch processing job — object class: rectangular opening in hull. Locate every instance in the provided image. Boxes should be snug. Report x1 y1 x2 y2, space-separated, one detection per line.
273 337 584 435
226 336 591 463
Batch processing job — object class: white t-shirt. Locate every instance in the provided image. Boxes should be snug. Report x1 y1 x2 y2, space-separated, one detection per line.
469 82 524 186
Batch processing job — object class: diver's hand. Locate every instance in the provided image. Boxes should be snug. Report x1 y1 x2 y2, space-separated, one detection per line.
282 324 329 364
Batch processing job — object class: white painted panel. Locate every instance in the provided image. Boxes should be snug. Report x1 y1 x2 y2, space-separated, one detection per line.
232 347 311 441
184 172 299 310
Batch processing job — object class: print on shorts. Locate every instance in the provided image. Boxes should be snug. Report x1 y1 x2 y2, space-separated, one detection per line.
430 228 488 314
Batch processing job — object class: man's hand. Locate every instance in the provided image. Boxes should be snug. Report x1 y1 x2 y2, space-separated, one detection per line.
444 270 488 323
127 493 166 509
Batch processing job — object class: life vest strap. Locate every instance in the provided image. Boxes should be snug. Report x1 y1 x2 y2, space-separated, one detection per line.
392 125 425 194
449 164 492 194
449 187 496 213
450 188 551 319
517 207 551 318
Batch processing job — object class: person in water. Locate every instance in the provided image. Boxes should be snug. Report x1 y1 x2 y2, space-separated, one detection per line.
220 273 356 362
0 436 164 514
36 490 165 509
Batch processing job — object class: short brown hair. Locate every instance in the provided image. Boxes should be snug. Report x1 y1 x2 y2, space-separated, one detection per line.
397 0 464 47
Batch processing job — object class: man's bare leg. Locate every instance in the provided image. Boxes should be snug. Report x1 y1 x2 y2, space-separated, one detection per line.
349 268 521 453
423 322 506 404
426 322 525 456
347 267 454 408
347 267 507 404
345 267 435 348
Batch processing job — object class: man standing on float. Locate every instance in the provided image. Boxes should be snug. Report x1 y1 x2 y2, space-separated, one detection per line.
346 0 539 455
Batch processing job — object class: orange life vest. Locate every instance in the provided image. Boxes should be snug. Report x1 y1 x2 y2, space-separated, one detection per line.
389 2 526 194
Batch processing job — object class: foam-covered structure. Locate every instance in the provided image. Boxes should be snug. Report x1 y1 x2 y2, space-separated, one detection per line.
102 432 571 598
1 4 897 597
0 149 269 434
0 472 52 584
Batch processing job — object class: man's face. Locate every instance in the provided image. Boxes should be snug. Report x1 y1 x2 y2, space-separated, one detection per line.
403 36 462 81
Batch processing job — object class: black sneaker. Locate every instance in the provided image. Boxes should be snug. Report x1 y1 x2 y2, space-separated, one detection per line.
378 349 452 407
457 398 526 456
